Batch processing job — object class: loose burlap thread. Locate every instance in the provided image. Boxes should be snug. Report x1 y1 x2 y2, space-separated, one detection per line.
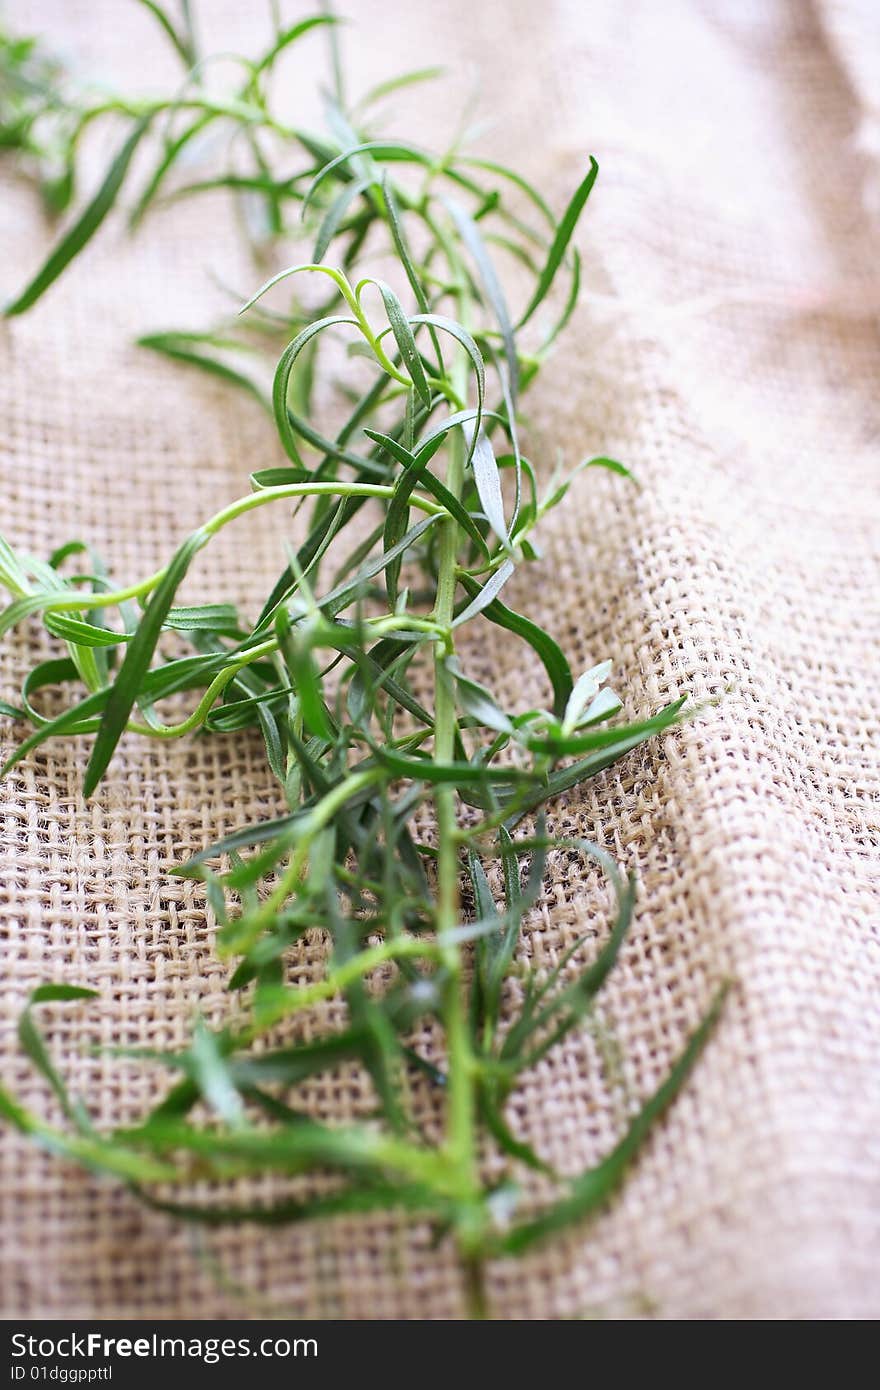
1 0 878 1319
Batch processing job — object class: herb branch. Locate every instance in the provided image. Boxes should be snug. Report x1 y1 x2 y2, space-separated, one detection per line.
0 6 726 1318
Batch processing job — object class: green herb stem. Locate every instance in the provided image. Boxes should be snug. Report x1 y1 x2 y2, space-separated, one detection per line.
21 482 443 621
433 347 483 1260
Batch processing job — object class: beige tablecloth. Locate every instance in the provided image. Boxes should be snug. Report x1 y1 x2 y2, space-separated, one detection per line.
1 0 878 1319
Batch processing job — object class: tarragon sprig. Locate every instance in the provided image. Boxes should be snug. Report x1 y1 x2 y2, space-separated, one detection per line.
0 5 726 1318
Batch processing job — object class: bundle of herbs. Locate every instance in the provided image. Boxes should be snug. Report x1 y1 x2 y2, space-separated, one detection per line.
0 6 725 1317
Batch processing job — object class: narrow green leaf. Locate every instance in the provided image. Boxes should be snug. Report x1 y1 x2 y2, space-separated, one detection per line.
447 656 512 733
276 609 333 742
273 316 359 464
5 119 150 316
0 1087 180 1184
458 572 573 718
481 1088 554 1176
364 428 488 557
251 15 338 78
18 985 98 1128
410 315 485 455
163 603 242 635
303 141 432 212
319 513 440 617
563 661 614 730
354 66 443 114
135 0 196 67
139 1179 444 1226
501 867 635 1065
250 467 311 489
468 426 509 548
446 196 518 400
1 687 109 777
29 984 99 1005
524 705 687 757
346 639 434 731
373 430 445 606
456 155 555 228
452 559 515 629
129 113 216 227
0 533 32 595
313 175 371 262
176 807 315 871
189 1021 245 1126
505 699 688 826
373 747 524 786
517 157 598 328
43 614 128 648
83 528 208 797
138 332 271 412
116 1114 452 1189
543 455 634 513
364 277 432 408
500 984 730 1252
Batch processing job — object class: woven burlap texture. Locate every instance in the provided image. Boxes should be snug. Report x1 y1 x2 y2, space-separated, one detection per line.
1 0 878 1320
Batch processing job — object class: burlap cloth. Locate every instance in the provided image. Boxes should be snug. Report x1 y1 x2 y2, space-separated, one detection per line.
1 0 878 1320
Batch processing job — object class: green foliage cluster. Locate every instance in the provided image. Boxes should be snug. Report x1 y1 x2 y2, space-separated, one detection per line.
0 6 723 1315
